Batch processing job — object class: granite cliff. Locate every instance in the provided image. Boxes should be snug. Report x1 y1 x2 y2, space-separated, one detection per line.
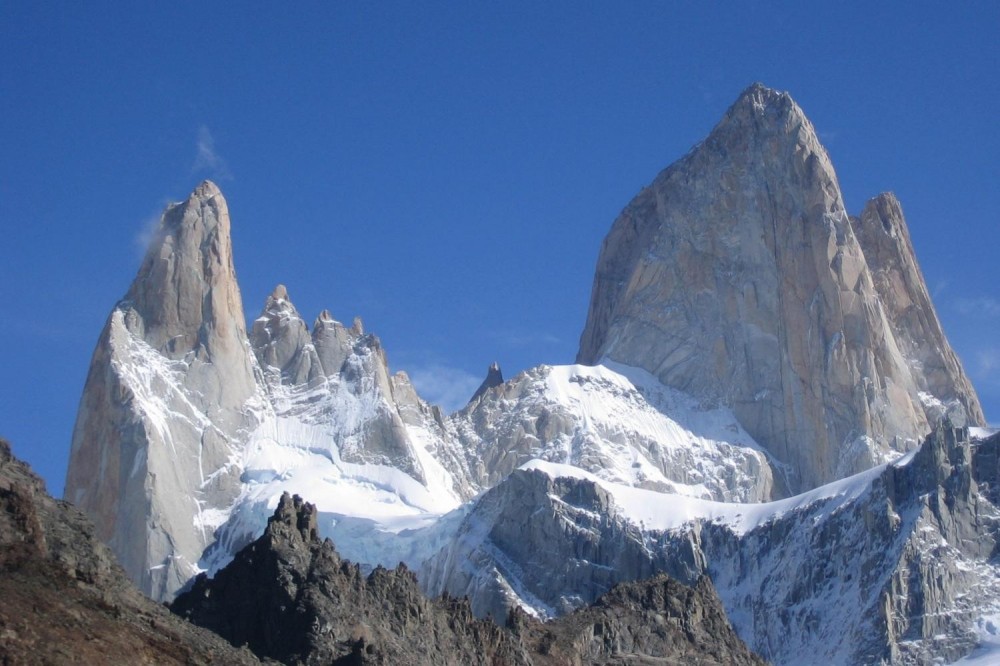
577 83 983 493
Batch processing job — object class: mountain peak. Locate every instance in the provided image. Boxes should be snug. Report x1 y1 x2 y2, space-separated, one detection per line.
707 82 817 156
193 179 221 199
66 182 260 599
269 283 289 302
123 181 243 359
468 362 504 404
729 82 800 119
577 84 981 493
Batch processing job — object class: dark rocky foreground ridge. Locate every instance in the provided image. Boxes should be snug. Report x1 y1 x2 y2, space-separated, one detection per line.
2 438 762 664
0 437 265 664
172 492 766 666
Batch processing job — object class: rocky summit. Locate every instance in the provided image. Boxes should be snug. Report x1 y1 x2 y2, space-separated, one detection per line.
63 83 998 665
577 82 982 494
65 180 262 600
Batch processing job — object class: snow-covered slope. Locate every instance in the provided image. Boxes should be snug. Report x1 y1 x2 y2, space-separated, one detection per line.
201 356 781 576
451 362 779 502
67 180 998 666
419 424 1000 665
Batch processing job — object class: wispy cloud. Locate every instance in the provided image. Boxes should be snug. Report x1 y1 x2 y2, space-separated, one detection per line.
955 297 1000 319
404 363 483 413
192 125 232 180
133 208 163 258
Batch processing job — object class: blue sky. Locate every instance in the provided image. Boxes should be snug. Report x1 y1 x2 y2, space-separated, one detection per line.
1 2 997 496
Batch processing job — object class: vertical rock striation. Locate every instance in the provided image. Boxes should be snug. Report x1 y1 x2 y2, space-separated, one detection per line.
577 83 983 493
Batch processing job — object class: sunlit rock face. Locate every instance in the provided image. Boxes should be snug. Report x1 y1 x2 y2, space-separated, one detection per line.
577 83 983 493
65 181 262 600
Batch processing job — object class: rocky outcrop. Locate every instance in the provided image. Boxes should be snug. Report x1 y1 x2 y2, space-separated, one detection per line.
248 287 438 486
577 83 983 493
419 469 692 621
65 180 263 600
250 284 324 386
0 438 263 665
421 424 1000 664
516 574 766 666
173 492 763 666
850 193 984 425
469 362 504 404
172 492 533 666
694 423 1000 665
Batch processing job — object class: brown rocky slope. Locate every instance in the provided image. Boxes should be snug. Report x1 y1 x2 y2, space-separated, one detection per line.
0 437 264 665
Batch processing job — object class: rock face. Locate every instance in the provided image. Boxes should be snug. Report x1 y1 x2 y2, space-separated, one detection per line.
850 193 983 426
0 437 263 665
421 425 1000 665
577 83 983 493
65 181 263 600
516 574 766 666
469 362 504 404
173 492 763 666
172 492 535 665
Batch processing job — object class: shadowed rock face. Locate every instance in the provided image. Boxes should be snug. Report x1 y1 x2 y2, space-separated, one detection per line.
65 180 262 600
0 438 263 665
172 492 534 666
420 423 1000 665
515 574 767 666
172 492 764 666
577 83 983 493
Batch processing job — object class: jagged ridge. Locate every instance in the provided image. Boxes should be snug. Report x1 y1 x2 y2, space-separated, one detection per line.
173 492 764 665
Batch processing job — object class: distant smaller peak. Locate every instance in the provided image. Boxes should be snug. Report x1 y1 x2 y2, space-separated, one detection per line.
318 309 332 322
867 191 901 209
270 284 289 301
469 362 504 404
352 316 364 335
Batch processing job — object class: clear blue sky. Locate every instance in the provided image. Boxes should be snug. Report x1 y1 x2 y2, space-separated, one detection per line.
1 2 997 496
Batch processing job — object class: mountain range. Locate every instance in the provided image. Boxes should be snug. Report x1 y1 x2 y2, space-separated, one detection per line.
57 83 1000 665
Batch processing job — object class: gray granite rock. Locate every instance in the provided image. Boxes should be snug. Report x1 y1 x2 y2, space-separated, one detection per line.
577 83 983 493
65 181 263 601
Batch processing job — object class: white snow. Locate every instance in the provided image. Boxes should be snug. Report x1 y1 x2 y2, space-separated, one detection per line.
953 610 1000 664
520 452 886 535
454 362 778 502
970 426 999 440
